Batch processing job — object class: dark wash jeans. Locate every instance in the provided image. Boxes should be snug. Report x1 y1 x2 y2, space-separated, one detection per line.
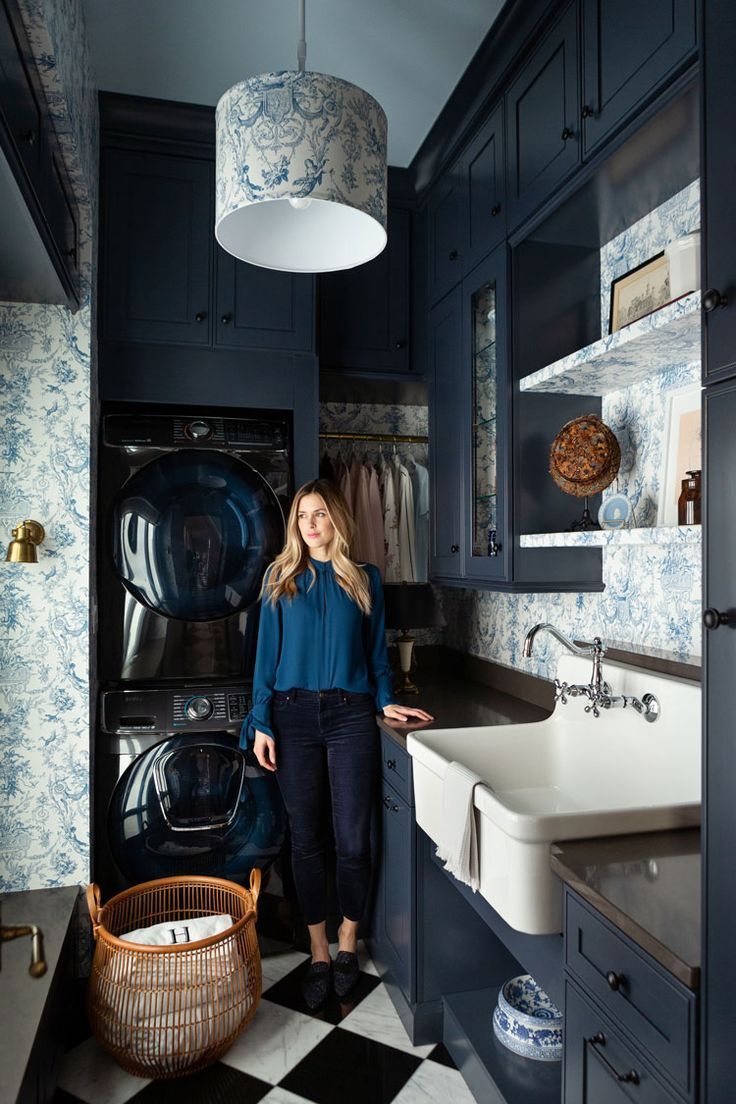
271 687 379 926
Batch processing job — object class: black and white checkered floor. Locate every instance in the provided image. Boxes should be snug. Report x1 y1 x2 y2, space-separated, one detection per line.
53 942 476 1104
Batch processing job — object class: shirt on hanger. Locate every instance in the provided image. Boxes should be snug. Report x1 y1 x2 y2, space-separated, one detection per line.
380 460 401 582
396 460 417 582
411 460 429 583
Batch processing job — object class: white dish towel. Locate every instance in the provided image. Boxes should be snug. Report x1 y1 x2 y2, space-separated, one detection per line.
435 760 482 892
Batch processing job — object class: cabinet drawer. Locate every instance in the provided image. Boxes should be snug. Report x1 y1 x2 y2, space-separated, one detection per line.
564 979 678 1104
380 730 412 804
565 893 695 1097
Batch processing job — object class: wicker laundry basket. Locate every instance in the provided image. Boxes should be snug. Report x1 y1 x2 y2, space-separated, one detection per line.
86 870 262 1079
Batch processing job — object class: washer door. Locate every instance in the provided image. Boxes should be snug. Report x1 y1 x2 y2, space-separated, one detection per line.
107 733 287 884
111 449 283 621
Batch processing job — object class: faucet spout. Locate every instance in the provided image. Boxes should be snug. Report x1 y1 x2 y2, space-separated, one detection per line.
522 622 606 660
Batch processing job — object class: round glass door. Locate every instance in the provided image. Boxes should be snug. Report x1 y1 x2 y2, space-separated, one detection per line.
111 449 283 620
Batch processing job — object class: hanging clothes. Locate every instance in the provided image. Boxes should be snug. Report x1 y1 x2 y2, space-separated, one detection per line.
352 461 377 566
395 459 417 582
319 451 336 484
410 459 430 583
380 459 401 582
366 462 386 579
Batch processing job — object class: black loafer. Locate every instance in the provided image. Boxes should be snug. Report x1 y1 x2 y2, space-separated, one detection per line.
302 960 331 1010
333 951 359 998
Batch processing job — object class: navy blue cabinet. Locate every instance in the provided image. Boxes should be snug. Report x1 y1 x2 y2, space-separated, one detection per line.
101 146 314 352
506 1 579 231
318 204 410 373
581 0 696 159
426 158 466 306
428 286 464 580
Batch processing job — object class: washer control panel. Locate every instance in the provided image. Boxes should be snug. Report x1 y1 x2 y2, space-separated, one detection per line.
102 685 251 735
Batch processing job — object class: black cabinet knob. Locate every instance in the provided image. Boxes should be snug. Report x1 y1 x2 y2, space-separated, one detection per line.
65 247 76 259
450 544 459 554
703 288 727 312
448 249 459 261
386 759 396 770
221 313 232 324
195 311 207 323
21 129 36 146
561 126 574 141
581 104 594 119
606 971 625 991
394 339 406 350
491 204 501 217
703 608 730 630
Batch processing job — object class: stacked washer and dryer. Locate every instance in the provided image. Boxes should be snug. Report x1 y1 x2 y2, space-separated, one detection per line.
94 405 295 934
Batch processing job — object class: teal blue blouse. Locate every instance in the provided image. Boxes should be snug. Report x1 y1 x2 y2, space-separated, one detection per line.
240 558 394 746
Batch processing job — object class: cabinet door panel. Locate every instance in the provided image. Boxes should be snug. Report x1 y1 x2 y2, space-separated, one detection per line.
429 286 463 579
704 378 736 1102
462 245 508 582
465 104 506 272
506 1 579 230
582 0 696 156
702 2 736 382
0 0 44 185
426 161 465 305
216 248 314 351
319 205 409 372
381 787 413 997
102 149 212 345
564 981 677 1104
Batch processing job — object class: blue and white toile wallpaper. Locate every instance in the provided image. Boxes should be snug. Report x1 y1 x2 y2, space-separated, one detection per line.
0 0 97 892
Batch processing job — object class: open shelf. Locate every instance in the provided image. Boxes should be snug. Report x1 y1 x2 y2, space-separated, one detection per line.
519 291 700 396
520 525 701 548
443 987 561 1104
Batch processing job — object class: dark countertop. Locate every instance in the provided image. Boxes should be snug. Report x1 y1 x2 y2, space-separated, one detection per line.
1 884 79 1103
551 830 700 989
377 674 551 749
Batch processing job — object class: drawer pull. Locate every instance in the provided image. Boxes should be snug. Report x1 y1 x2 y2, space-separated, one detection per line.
383 795 399 812
386 758 396 770
587 1033 639 1085
606 970 626 991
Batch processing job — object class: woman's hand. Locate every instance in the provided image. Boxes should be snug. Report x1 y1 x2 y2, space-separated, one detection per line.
253 730 277 771
382 703 434 725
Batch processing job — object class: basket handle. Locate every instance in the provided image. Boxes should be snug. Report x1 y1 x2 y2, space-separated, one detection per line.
86 883 104 937
249 866 261 908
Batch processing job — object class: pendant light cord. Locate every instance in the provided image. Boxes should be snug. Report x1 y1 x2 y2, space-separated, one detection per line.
297 0 306 71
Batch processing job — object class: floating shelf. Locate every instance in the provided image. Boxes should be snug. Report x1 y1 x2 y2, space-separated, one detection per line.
519 292 701 396
520 525 701 548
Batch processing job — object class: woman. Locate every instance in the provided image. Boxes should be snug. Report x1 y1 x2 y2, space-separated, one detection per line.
242 479 433 1008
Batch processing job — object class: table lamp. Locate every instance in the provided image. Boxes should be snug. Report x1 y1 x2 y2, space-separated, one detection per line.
383 583 445 694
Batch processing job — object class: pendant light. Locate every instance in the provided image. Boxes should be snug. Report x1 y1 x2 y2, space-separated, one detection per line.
215 0 388 273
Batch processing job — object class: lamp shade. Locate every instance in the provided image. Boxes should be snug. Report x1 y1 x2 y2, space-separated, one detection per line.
383 584 445 631
215 70 387 273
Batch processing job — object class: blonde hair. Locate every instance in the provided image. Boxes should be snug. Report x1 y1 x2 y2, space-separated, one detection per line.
261 479 373 615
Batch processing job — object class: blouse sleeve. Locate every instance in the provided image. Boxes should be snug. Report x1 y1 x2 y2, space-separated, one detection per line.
240 583 282 748
364 565 395 711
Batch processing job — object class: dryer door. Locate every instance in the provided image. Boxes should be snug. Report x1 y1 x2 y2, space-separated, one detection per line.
107 732 287 884
111 449 283 621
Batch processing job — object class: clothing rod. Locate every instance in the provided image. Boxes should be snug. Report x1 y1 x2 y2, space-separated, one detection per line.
319 431 428 444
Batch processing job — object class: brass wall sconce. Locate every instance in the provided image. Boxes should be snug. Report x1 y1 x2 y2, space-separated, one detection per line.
5 520 45 563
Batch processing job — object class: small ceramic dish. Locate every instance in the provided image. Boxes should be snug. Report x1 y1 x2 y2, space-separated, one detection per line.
492 974 563 1062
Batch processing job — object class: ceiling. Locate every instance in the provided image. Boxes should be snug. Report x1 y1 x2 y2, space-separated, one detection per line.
81 0 506 167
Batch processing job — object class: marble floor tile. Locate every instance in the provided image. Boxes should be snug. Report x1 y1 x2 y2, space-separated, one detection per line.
263 957 381 1025
338 983 434 1058
261 948 310 988
56 1037 149 1104
425 1042 457 1068
391 1059 478 1104
280 1029 421 1104
219 999 333 1085
127 1061 271 1103
261 1088 316 1104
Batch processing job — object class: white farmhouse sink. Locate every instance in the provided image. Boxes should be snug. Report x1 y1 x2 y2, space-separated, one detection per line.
407 656 700 935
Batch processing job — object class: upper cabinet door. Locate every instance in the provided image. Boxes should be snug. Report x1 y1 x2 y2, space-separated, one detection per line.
462 244 509 583
216 248 314 352
102 149 213 345
429 286 464 580
505 0 579 231
318 205 410 373
702 1 736 384
464 104 506 273
426 158 467 306
582 0 697 158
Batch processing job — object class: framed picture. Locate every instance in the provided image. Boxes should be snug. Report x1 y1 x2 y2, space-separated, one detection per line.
657 383 702 527
609 252 671 333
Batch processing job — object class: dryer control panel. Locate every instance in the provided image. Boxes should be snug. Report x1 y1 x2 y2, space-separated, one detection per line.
102 686 252 736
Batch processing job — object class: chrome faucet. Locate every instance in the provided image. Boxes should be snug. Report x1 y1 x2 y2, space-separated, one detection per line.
523 623 660 722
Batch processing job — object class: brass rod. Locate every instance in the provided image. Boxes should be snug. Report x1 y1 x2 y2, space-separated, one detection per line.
319 431 428 444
